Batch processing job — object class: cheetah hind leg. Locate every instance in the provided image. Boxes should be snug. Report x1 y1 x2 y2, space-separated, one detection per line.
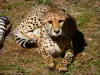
56 50 74 73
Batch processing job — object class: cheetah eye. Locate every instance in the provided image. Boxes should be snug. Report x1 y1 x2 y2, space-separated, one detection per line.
59 20 64 23
48 21 52 24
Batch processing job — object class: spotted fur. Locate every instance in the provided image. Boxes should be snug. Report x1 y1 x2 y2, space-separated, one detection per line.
11 5 74 72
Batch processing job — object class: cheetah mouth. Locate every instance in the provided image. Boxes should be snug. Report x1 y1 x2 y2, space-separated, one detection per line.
50 33 63 37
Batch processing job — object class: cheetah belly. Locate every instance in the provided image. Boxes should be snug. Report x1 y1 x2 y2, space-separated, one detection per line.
32 28 40 37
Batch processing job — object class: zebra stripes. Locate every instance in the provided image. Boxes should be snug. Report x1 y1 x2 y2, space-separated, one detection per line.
0 16 9 48
16 38 36 48
11 28 36 48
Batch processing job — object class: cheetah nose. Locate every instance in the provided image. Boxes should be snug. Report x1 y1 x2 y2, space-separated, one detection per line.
54 30 60 34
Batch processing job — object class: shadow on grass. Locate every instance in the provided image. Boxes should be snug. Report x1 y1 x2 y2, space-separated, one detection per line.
72 30 87 56
65 14 87 57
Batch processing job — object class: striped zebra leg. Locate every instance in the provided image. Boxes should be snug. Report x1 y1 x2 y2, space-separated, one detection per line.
0 16 9 48
11 29 36 48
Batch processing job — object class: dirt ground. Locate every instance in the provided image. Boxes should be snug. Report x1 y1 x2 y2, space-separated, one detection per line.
0 0 100 75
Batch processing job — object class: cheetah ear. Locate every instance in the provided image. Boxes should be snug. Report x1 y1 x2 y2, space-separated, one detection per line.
66 14 75 19
58 8 70 18
60 9 66 13
66 14 71 18
58 6 67 12
59 8 66 14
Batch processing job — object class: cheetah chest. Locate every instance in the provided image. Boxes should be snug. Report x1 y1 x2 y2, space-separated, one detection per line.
32 27 71 56
40 35 71 56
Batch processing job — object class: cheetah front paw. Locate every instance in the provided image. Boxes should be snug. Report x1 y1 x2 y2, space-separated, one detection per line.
56 64 68 73
45 62 55 71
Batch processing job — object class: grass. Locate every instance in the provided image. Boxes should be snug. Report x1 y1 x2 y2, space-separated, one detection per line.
37 0 51 4
88 59 100 66
77 16 91 26
0 0 100 75
0 65 18 71
17 66 31 75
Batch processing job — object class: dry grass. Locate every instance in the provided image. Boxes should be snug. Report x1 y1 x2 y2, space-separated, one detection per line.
0 0 100 75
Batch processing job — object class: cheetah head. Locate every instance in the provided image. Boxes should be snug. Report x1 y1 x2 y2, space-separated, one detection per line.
42 9 68 37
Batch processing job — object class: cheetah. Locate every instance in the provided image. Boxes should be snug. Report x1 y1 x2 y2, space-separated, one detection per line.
11 5 74 72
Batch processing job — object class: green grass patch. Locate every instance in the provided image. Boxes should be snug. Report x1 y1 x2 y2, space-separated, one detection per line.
0 64 18 70
17 67 31 75
0 1 33 16
21 58 34 64
77 16 91 26
37 0 51 4
88 59 100 66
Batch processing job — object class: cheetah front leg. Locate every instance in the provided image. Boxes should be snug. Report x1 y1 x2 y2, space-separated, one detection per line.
40 47 55 70
57 50 74 72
